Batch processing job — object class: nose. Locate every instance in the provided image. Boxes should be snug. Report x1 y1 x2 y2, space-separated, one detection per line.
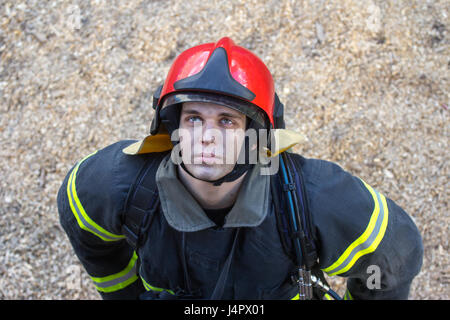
199 121 218 144
201 128 216 144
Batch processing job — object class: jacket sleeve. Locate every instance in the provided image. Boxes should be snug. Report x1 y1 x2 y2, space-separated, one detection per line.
57 140 147 299
302 157 423 300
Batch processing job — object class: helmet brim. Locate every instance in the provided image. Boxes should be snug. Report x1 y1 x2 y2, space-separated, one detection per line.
161 91 269 129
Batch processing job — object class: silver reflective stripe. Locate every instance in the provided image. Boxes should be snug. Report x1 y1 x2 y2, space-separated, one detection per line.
344 289 353 300
323 180 389 276
67 152 125 242
327 190 385 275
90 252 139 293
93 263 137 289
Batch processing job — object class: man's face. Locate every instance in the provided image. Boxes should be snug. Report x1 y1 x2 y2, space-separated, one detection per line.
178 101 247 182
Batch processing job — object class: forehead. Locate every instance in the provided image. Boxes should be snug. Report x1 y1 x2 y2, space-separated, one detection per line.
181 101 246 119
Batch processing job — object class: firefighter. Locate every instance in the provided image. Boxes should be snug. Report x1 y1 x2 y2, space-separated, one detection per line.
57 37 423 300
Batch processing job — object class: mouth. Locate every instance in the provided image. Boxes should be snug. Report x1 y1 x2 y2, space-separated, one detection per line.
201 152 215 158
193 153 221 165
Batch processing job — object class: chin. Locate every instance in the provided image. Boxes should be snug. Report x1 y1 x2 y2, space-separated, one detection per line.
185 164 231 182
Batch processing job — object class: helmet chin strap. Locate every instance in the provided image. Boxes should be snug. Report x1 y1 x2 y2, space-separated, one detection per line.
179 161 254 186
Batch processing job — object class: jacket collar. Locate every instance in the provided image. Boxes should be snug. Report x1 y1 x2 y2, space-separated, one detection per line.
156 155 271 232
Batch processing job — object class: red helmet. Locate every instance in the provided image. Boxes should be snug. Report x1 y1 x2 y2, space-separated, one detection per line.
151 37 276 135
124 38 292 157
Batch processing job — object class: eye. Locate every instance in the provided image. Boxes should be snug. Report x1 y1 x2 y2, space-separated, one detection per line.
187 116 202 123
220 118 234 126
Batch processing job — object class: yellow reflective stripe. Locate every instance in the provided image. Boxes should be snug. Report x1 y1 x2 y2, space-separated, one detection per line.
91 252 139 293
344 289 353 300
67 151 125 242
322 179 389 276
291 292 333 300
141 276 175 295
323 293 332 300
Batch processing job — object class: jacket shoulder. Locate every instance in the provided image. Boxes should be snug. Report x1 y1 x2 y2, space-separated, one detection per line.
293 155 386 272
59 140 166 240
295 155 373 222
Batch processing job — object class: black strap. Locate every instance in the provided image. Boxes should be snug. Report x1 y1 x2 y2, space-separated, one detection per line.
271 175 296 262
275 153 339 299
273 153 318 269
122 152 168 251
285 153 317 268
210 228 241 299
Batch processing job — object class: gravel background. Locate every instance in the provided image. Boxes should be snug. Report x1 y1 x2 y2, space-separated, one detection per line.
0 0 448 299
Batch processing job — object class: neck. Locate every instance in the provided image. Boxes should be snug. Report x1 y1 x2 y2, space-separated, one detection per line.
177 166 246 210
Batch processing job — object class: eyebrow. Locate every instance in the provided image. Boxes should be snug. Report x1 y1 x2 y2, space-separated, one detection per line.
182 108 244 119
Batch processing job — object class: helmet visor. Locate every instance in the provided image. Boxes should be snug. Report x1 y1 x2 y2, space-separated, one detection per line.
161 91 269 128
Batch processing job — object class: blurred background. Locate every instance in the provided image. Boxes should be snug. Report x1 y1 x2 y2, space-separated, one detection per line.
0 0 448 299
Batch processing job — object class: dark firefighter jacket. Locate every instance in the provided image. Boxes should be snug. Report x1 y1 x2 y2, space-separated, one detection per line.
57 140 423 300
